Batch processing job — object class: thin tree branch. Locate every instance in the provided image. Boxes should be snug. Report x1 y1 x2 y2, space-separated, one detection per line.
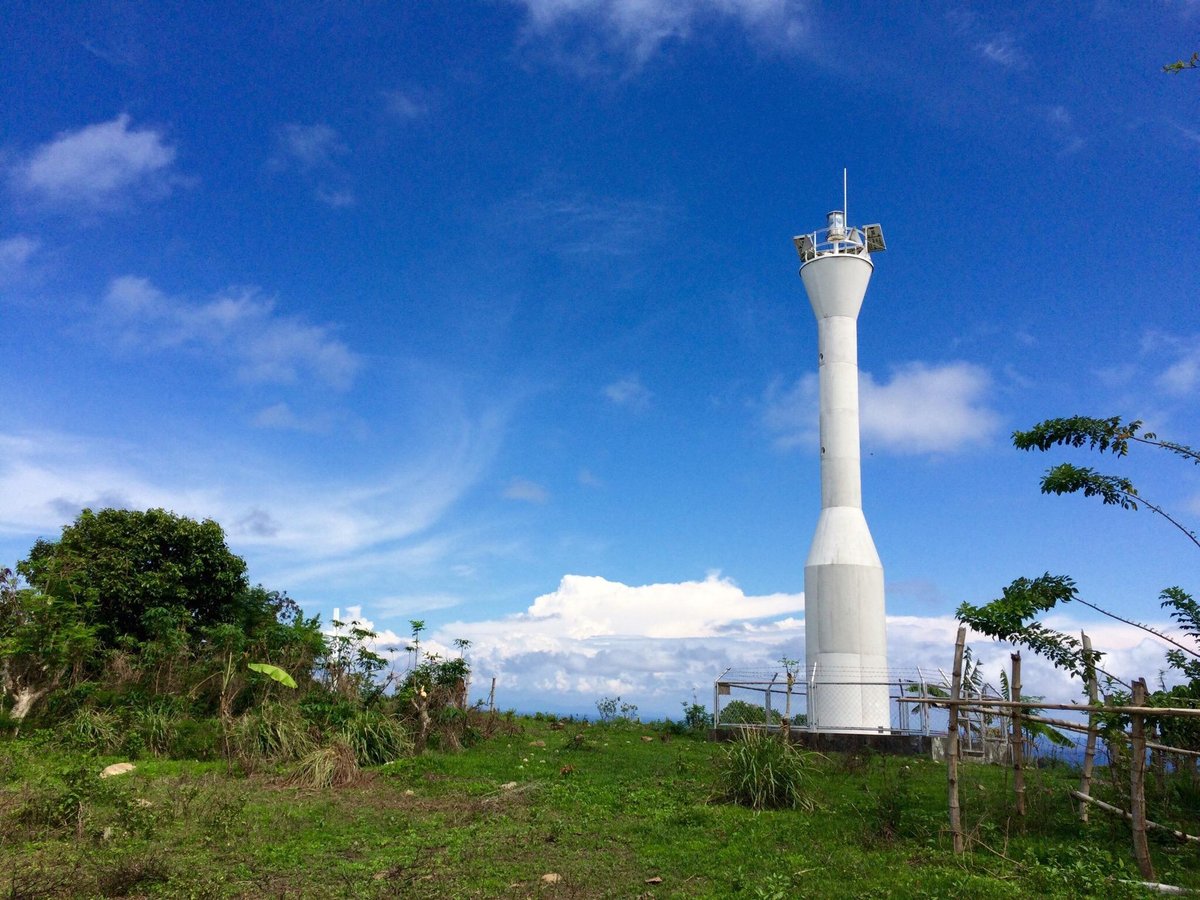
1071 595 1200 661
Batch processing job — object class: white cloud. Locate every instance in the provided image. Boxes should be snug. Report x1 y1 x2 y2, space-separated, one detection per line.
369 594 463 618
603 375 652 411
13 114 179 208
764 361 1001 455
0 235 39 284
427 573 804 713
1043 105 1085 156
504 184 671 257
272 123 354 207
384 89 430 120
412 572 1195 719
976 34 1028 69
1169 120 1200 146
329 605 406 655
0 235 38 268
1136 330 1200 400
1158 347 1200 396
512 0 811 70
762 374 818 449
860 362 1001 454
275 123 347 171
578 468 603 488
102 275 361 389
0 408 506 580
251 402 333 433
503 477 550 504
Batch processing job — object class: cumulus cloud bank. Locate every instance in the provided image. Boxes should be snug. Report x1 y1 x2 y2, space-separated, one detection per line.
420 573 805 713
406 572 1191 718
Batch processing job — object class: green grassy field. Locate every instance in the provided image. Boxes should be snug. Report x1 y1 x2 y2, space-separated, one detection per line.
2 717 1197 898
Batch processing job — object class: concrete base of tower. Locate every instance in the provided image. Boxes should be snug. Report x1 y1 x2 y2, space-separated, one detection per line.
804 506 890 732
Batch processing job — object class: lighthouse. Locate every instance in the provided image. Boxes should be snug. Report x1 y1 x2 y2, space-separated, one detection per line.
794 205 890 732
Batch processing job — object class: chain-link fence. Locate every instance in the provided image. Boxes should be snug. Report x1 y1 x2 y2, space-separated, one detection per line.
714 664 1010 755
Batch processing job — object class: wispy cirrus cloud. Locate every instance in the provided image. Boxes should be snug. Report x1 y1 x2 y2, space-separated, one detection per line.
764 361 1001 455
11 114 183 210
0 403 507 585
1151 334 1200 397
0 235 40 285
383 88 431 120
976 32 1029 70
1044 105 1085 156
947 10 1030 71
603 375 652 411
271 123 355 207
251 402 333 433
511 0 812 72
502 183 672 258
503 477 551 504
101 275 361 389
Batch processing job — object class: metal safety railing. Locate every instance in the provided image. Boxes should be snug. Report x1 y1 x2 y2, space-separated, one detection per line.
792 218 885 265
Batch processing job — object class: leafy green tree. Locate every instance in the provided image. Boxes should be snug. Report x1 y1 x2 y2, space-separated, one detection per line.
0 568 98 724
1011 416 1198 550
959 417 1199 733
321 618 388 702
18 508 251 645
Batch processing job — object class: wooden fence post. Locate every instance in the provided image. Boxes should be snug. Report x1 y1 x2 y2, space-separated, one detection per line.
1011 652 1025 817
948 626 966 854
1078 632 1098 822
1130 678 1154 881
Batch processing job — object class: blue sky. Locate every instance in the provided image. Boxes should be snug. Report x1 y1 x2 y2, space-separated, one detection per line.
2 1 1198 717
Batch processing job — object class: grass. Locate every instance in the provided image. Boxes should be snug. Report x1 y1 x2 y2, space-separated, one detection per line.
1 718 1197 897
713 726 819 810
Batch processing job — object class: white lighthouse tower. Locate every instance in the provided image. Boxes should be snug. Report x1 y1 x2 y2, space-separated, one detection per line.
793 199 890 732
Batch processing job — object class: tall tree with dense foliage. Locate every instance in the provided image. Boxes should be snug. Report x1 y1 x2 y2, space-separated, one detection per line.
17 507 251 646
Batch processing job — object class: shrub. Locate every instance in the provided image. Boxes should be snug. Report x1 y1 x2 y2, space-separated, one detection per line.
713 728 818 811
718 700 782 726
859 760 918 844
168 718 222 761
338 709 410 766
62 708 122 754
232 701 314 763
288 739 360 789
130 703 176 757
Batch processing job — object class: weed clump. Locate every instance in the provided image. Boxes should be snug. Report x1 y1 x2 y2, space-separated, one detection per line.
339 709 411 766
232 701 315 763
713 728 819 811
288 739 360 789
